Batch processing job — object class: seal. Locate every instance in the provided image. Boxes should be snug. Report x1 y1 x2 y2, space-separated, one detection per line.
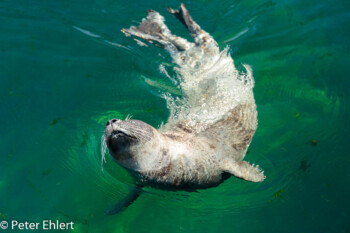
103 4 265 214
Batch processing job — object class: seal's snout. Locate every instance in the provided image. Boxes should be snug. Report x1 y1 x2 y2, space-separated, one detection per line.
105 119 122 139
106 118 121 126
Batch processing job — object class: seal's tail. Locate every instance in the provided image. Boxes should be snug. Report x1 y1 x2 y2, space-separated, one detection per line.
121 4 217 54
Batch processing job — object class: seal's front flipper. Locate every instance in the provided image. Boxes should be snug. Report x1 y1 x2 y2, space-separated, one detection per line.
168 4 217 47
104 186 142 215
122 10 193 52
220 160 266 182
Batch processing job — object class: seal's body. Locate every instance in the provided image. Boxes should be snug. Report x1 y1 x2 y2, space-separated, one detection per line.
105 105 263 192
103 4 265 212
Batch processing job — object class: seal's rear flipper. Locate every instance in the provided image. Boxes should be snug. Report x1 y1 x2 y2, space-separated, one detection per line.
220 160 266 182
122 10 193 53
104 186 142 215
168 3 217 47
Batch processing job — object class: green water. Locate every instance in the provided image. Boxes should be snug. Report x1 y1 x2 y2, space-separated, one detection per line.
1 0 349 232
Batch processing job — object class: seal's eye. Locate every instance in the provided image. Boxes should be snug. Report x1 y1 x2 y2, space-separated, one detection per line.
112 130 127 137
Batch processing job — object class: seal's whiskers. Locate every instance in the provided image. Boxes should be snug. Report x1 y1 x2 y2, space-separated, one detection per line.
125 127 153 141
100 135 107 172
125 114 133 121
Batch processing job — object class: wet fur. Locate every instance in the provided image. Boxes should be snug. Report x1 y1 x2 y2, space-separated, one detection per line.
104 4 265 193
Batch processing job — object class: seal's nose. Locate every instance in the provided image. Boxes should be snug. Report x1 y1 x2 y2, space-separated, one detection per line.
106 119 120 126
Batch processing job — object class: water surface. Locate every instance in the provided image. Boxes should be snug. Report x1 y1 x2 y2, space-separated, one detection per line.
1 0 349 232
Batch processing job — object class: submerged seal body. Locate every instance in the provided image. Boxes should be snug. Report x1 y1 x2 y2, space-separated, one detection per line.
104 4 265 196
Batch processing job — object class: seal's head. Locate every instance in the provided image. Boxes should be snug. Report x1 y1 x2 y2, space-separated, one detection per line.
104 119 164 171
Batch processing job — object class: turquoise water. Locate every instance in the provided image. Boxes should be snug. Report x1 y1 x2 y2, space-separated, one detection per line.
1 0 350 232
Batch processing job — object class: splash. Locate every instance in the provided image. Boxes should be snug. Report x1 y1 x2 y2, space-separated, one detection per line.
160 46 255 133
